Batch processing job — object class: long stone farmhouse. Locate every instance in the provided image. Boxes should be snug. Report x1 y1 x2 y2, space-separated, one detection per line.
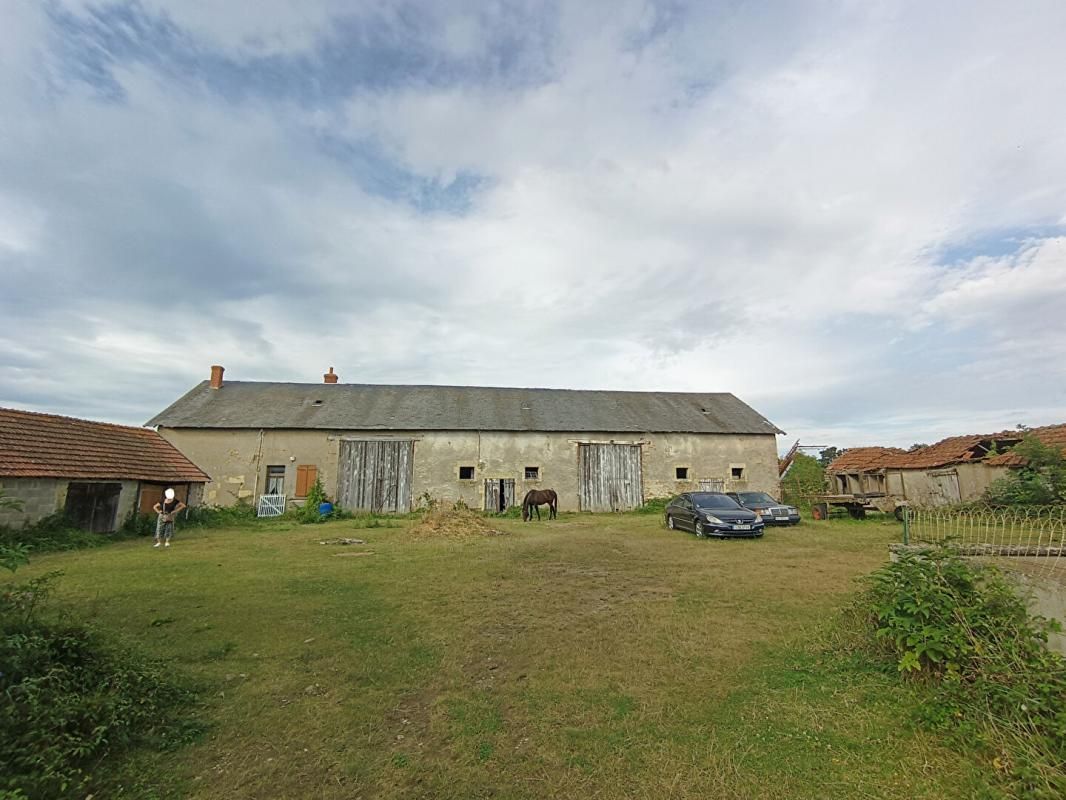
148 366 785 514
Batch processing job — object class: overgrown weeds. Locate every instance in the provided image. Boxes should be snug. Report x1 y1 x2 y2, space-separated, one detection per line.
859 546 1066 797
0 513 116 553
635 497 669 515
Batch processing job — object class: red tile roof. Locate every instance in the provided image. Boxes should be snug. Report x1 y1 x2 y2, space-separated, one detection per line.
0 407 210 482
828 424 1066 473
986 424 1066 466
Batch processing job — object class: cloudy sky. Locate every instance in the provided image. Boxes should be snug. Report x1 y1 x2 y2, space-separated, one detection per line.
2 0 1065 449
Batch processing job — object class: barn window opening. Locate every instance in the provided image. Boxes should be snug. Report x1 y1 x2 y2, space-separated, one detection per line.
459 466 475 480
525 466 540 480
266 465 286 495
675 467 689 480
730 466 745 480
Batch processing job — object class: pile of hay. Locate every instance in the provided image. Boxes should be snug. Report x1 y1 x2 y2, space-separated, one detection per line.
409 507 508 539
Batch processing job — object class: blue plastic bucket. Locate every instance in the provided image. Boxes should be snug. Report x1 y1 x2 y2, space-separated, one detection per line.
318 502 334 516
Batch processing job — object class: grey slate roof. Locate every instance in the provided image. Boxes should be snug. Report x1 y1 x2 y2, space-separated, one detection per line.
147 382 784 435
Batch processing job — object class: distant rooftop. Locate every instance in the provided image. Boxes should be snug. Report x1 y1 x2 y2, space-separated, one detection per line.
827 424 1066 472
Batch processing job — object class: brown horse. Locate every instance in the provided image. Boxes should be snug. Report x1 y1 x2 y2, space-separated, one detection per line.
522 489 558 521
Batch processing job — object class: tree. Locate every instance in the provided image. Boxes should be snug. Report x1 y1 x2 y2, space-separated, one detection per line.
817 447 841 468
985 435 1066 506
908 443 928 452
782 453 827 505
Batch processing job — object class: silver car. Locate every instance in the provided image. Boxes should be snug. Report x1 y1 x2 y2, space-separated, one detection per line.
726 492 801 525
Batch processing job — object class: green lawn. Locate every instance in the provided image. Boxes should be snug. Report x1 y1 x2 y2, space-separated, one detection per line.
8 513 998 799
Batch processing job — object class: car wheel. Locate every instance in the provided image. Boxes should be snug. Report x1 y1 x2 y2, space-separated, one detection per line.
695 521 706 538
666 515 676 530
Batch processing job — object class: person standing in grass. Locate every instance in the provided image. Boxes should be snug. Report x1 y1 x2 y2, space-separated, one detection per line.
152 488 185 548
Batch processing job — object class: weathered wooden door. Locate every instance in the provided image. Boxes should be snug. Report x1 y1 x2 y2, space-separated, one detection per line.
484 479 500 513
484 479 516 513
337 440 414 513
930 470 961 506
64 482 122 533
579 444 643 512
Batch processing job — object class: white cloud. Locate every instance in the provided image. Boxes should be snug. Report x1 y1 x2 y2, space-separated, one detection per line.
2 0 1066 449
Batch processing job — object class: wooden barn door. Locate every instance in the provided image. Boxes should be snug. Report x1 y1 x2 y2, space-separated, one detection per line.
337 440 414 513
484 478 516 513
579 444 643 512
484 479 501 513
64 482 122 532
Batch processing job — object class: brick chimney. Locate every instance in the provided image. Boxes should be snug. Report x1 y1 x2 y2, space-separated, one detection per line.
210 365 225 389
323 366 339 384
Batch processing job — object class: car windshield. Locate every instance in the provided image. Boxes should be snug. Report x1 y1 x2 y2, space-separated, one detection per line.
691 493 742 510
739 492 777 504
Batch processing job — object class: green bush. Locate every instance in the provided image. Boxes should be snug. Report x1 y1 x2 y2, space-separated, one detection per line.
985 435 1066 506
0 557 203 798
180 499 257 529
781 453 826 508
119 509 156 537
297 477 330 524
862 547 1066 797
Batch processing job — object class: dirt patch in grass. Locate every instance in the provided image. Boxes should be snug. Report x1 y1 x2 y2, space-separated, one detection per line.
408 507 508 539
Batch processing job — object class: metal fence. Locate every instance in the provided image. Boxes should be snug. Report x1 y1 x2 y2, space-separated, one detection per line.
904 506 1066 578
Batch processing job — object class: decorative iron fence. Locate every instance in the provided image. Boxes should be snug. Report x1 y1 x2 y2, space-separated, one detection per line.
904 506 1066 577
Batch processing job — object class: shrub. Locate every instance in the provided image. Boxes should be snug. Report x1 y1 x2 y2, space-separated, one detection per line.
119 509 156 537
985 435 1066 506
180 499 257 529
297 477 330 524
781 453 826 508
0 556 203 798
0 618 204 798
861 547 1066 796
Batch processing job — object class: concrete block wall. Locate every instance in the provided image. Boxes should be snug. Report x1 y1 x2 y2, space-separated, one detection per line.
0 478 64 526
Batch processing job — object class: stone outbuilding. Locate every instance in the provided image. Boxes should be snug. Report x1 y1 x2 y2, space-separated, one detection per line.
147 366 784 514
826 424 1066 508
0 407 210 532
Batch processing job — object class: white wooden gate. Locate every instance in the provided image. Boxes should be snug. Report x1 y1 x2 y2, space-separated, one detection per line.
579 443 643 512
257 494 286 517
337 440 414 513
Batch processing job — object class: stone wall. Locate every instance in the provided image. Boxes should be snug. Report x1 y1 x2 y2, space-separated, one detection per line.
0 478 64 526
158 427 782 512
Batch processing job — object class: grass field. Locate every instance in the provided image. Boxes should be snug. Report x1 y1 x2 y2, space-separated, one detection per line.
7 513 1000 799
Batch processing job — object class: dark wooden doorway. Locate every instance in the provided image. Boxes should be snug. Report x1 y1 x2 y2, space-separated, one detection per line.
484 478 516 513
64 482 122 533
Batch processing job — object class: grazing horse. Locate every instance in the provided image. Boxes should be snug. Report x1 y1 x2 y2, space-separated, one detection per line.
522 489 558 521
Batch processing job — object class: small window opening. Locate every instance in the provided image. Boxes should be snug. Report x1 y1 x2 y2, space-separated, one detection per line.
266 465 286 495
459 466 475 480
731 466 745 480
675 467 689 480
311 399 323 406
525 466 540 480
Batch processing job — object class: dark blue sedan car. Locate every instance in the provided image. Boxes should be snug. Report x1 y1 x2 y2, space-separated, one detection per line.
664 492 765 539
